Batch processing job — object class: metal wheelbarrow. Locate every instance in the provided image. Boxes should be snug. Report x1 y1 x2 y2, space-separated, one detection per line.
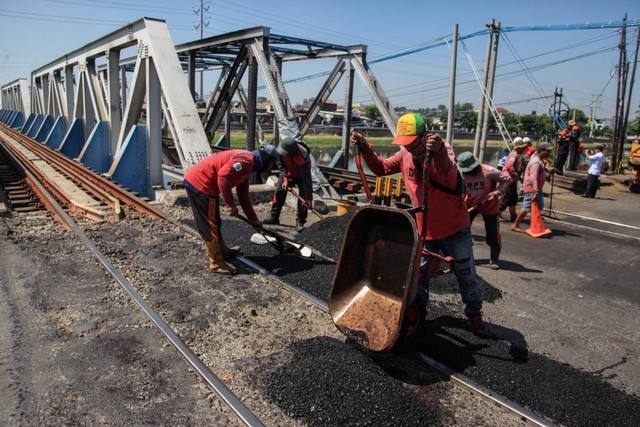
329 204 425 352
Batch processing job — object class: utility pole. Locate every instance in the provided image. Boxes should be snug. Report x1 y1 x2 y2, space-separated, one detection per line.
194 1 210 102
473 19 495 157
479 21 500 164
550 87 566 130
446 24 458 146
589 91 603 138
619 26 640 173
612 14 628 172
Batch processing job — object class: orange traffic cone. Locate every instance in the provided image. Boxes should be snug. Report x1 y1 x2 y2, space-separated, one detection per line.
525 202 552 238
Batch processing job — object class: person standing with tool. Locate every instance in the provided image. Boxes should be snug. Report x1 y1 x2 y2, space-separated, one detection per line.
554 125 571 174
350 113 486 334
457 152 511 270
581 145 605 198
512 142 556 232
568 120 581 171
263 137 313 232
183 147 276 275
499 137 527 222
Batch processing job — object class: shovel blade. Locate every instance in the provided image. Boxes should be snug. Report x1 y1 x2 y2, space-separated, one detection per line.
250 233 276 245
298 246 313 257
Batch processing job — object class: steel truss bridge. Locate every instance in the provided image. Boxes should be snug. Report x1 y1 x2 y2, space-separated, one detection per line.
1 17 398 199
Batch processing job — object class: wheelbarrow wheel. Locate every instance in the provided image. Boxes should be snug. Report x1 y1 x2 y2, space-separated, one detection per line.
385 294 427 353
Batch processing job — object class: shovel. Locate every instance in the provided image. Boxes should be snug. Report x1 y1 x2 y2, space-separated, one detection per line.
467 193 494 213
249 233 313 257
236 214 334 262
286 187 326 220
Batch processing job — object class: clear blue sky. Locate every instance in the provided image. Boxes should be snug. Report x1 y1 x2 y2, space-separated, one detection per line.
1 0 639 121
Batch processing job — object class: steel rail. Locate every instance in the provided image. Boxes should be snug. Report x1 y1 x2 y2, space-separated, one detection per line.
2 142 265 427
8 131 122 218
0 124 205 232
174 219 332 310
238 256 329 311
0 124 162 220
0 134 73 228
0 129 112 221
414 352 557 427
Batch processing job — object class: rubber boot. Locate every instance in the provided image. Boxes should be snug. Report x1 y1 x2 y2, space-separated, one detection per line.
468 311 486 335
263 206 281 225
489 246 501 270
295 218 306 233
204 242 236 275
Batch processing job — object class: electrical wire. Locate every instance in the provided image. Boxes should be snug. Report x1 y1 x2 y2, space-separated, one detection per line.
502 33 548 101
461 39 513 149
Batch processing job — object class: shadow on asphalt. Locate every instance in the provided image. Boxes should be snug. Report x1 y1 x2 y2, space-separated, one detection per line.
415 315 529 366
476 259 543 273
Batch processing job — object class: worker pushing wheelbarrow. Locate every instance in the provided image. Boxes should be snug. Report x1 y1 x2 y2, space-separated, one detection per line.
329 114 486 352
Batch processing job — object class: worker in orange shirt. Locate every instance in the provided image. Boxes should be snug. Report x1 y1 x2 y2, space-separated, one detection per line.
553 126 571 174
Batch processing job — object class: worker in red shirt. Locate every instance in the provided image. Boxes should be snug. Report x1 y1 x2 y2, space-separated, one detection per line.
512 142 556 232
350 113 486 334
499 137 527 222
457 152 511 269
183 147 277 274
523 137 536 158
263 137 313 232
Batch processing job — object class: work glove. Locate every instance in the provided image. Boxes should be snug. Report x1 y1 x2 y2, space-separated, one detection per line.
303 200 313 209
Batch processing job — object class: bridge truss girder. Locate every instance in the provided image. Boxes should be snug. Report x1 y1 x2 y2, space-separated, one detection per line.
2 20 400 200
24 18 211 198
175 27 398 168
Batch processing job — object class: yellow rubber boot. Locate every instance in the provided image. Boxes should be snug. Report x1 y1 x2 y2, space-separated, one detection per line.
204 242 236 275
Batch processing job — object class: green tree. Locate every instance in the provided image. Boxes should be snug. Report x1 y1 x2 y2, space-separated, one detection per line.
629 104 640 136
566 109 587 125
440 102 477 131
497 112 521 134
364 105 381 120
520 114 554 137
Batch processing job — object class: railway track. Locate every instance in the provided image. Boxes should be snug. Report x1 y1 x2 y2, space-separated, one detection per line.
0 125 561 426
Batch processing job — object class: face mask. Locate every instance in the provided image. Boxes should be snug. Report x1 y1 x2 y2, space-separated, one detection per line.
406 138 426 160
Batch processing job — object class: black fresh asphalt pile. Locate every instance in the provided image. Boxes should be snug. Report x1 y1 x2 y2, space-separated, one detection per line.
218 208 640 426
266 336 437 426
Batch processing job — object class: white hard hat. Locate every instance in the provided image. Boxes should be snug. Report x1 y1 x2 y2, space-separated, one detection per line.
523 137 531 143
